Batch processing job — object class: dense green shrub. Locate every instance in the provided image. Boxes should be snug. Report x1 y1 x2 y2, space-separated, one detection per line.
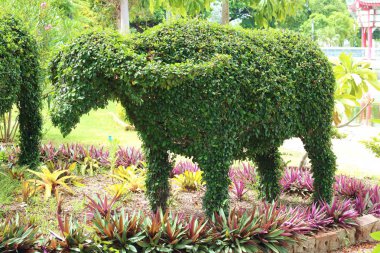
0 14 42 168
50 20 336 215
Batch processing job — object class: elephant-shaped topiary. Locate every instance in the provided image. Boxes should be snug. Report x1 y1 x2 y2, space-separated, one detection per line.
50 20 336 216
0 14 41 167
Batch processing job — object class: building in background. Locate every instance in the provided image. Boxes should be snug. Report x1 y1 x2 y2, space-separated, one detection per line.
347 0 380 59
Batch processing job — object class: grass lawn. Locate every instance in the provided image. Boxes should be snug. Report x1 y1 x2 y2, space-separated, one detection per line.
42 102 142 147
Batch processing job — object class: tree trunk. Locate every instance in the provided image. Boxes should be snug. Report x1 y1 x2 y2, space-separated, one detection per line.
120 0 130 34
221 0 229 25
166 10 172 21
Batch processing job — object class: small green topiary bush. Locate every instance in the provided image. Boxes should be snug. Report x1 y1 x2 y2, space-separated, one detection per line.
0 14 42 168
50 20 336 216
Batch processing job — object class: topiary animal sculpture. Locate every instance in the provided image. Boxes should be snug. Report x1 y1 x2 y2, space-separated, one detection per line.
50 20 336 216
0 14 41 167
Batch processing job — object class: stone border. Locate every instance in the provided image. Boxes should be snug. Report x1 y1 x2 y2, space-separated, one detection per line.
287 214 379 253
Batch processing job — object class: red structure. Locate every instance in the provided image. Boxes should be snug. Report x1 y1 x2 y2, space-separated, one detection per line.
347 0 380 59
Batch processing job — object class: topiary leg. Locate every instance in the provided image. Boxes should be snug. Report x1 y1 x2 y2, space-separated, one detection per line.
303 132 336 202
254 148 282 201
199 150 232 217
145 146 172 212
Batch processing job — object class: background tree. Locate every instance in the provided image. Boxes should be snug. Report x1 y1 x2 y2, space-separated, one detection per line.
281 0 357 46
228 0 306 28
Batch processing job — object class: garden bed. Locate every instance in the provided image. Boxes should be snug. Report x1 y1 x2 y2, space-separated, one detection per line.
1 143 380 252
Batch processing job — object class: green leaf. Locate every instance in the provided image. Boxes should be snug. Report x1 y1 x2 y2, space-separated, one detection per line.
371 231 380 241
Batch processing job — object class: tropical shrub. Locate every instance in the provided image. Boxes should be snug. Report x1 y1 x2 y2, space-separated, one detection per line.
280 167 314 196
172 160 200 176
21 181 37 203
41 143 110 171
86 194 118 218
228 162 256 187
322 198 359 228
27 166 77 200
49 20 336 215
173 170 204 192
138 210 191 252
110 165 146 192
231 179 248 201
334 175 367 199
367 185 380 217
115 147 145 168
91 209 144 252
210 208 262 253
0 14 42 168
47 212 100 252
0 214 40 252
210 203 311 253
106 183 130 199
185 215 212 252
305 204 333 231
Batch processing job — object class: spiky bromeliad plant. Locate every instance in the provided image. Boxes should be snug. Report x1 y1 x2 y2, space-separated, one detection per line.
172 161 200 176
138 210 191 252
210 208 262 253
334 175 367 199
86 194 119 218
173 170 204 192
27 166 76 200
280 167 314 197
106 183 130 199
41 143 110 174
305 204 333 230
110 165 146 192
91 209 144 252
115 146 145 168
231 178 248 201
185 215 213 252
0 214 41 252
255 203 311 252
210 203 311 253
46 210 100 252
228 162 256 187
322 198 359 228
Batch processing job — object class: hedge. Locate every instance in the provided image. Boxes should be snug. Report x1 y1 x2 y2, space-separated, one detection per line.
0 14 42 168
50 20 336 215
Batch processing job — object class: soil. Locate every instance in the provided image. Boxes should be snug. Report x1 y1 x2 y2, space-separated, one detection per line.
334 242 376 252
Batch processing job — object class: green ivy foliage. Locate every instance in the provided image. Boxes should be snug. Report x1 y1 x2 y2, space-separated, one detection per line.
50 20 336 215
0 14 42 168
